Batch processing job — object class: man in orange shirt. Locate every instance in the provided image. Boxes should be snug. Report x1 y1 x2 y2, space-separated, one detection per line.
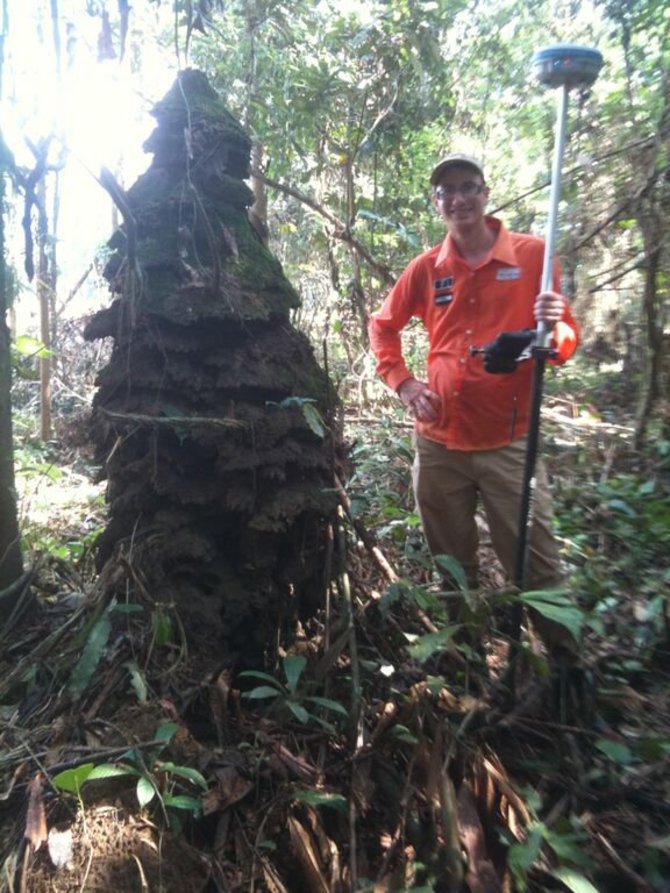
369 154 579 630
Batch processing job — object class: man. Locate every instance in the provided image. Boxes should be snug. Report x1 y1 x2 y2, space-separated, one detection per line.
368 153 578 640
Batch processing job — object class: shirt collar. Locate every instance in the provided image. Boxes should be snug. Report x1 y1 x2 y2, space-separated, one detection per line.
435 215 518 268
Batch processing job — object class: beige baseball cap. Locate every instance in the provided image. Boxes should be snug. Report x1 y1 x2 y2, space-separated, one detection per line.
430 153 485 186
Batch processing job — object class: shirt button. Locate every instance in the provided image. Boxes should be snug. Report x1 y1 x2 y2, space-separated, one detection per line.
454 391 459 396
459 358 466 364
465 329 472 335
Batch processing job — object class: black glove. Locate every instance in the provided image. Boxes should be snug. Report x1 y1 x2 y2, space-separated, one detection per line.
483 329 535 374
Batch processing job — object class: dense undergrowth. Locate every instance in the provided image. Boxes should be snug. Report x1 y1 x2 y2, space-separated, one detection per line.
1 355 669 892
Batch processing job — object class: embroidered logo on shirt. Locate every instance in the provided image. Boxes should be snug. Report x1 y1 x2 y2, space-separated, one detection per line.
433 276 454 305
496 267 522 281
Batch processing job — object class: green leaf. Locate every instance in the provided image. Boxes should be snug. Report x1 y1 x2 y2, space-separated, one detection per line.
287 701 311 724
283 655 307 696
305 696 348 716
154 722 179 744
52 763 94 793
292 789 347 813
124 660 148 702
69 610 112 697
508 823 544 886
243 685 283 700
86 763 137 781
607 498 637 517
407 627 459 663
152 610 173 646
434 553 469 593
136 776 157 808
636 736 670 760
159 763 208 790
238 670 286 692
595 739 633 765
258 840 277 851
301 402 325 438
393 725 419 744
163 794 202 812
518 590 583 642
552 867 601 893
14 334 53 358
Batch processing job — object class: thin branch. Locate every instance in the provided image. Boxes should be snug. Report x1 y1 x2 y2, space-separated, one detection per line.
254 170 396 286
98 167 137 271
98 408 247 430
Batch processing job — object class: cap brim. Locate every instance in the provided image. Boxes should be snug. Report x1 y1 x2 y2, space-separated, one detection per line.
430 158 484 186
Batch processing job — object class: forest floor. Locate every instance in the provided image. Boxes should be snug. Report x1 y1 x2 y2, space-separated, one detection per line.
1 363 669 893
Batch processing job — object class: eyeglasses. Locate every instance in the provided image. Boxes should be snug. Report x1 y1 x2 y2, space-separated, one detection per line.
434 182 485 200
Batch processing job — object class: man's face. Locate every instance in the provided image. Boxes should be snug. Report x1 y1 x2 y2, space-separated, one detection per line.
432 165 489 230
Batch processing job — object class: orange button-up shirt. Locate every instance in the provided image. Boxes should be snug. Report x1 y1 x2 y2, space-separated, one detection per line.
368 216 579 451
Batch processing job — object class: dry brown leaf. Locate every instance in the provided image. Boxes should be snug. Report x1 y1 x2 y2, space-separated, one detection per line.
24 774 47 852
287 814 330 893
209 669 231 745
481 756 531 828
274 743 318 781
202 766 252 815
457 781 502 893
0 760 28 803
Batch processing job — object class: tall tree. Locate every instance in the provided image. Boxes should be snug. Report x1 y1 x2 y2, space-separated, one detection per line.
0 98 24 609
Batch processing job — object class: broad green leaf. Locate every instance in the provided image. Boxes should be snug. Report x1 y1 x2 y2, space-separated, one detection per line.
287 701 311 724
283 655 307 696
154 722 179 744
543 827 592 868
243 685 283 700
152 610 173 646
508 823 545 885
434 554 469 593
124 660 148 702
163 794 202 812
595 739 633 765
52 763 94 793
393 725 419 744
305 696 348 716
292 789 347 813
607 498 637 517
159 763 208 790
86 763 137 781
238 670 286 692
552 867 600 893
136 776 157 808
408 627 459 663
14 335 53 358
69 610 112 697
301 402 325 438
518 590 584 642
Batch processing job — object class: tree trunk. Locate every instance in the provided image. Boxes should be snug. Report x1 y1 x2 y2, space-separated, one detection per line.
0 170 24 609
634 236 664 448
37 177 52 442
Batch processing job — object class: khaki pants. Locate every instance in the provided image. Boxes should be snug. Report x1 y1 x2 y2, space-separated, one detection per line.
412 434 564 592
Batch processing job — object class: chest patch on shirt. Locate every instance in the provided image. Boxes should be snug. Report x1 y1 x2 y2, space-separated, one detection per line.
496 267 522 281
433 276 455 305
